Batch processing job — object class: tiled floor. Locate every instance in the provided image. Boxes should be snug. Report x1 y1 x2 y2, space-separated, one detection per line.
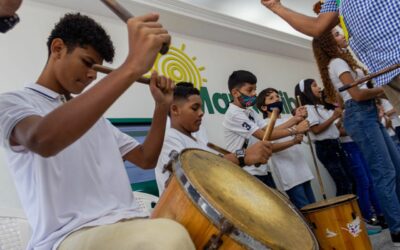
371 229 400 250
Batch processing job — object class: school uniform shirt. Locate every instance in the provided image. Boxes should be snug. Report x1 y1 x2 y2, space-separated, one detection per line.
329 58 367 102
321 0 400 86
381 98 400 128
155 128 214 195
306 104 340 141
223 103 269 176
166 116 209 144
0 83 148 250
267 117 314 191
381 117 396 137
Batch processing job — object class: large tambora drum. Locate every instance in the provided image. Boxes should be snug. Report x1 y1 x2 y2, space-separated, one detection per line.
151 149 318 249
301 194 372 250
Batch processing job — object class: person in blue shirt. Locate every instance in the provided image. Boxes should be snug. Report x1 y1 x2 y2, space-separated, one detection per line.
261 0 400 127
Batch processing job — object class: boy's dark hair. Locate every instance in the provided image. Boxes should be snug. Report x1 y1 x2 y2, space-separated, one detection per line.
228 70 257 92
47 13 115 62
256 87 279 113
173 82 200 101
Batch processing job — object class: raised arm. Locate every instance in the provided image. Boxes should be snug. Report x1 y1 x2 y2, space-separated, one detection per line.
0 0 22 16
123 72 174 169
260 0 338 37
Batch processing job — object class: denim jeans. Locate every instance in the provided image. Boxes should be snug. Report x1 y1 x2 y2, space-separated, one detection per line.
286 181 316 209
255 173 276 189
341 141 382 220
344 99 400 233
315 139 354 196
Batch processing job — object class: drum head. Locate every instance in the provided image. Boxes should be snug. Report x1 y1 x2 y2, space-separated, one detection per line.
179 149 315 249
301 194 357 213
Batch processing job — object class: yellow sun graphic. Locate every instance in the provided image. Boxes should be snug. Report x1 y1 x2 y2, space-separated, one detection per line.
146 44 207 89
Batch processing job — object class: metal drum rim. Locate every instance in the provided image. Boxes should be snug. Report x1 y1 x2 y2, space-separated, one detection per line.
301 194 357 213
173 148 319 250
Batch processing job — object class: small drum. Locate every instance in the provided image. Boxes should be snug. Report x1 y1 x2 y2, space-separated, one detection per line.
301 194 372 250
151 149 318 249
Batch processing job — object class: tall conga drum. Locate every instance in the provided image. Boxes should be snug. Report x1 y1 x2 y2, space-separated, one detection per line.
151 149 318 249
301 195 372 250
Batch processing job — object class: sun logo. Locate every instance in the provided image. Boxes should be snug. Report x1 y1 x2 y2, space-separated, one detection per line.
147 44 207 89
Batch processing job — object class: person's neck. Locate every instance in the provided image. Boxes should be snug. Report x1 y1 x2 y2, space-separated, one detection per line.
232 99 245 109
171 120 196 140
36 65 71 100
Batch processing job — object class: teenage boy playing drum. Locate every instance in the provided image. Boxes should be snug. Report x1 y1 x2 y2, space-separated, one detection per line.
155 82 272 195
0 13 195 250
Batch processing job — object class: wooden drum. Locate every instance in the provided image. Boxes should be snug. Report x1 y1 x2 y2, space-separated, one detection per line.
151 149 318 249
301 194 372 250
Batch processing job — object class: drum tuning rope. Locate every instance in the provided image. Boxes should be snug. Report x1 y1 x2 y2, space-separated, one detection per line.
297 95 327 200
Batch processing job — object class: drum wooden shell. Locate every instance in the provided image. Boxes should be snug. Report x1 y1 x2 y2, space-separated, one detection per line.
151 149 318 249
301 195 372 250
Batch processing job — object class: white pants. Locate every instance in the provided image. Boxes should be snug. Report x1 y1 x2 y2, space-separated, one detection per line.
58 218 195 250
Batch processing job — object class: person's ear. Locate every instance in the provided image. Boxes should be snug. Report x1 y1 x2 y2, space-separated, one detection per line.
170 103 180 116
50 38 66 59
260 105 268 112
231 88 240 98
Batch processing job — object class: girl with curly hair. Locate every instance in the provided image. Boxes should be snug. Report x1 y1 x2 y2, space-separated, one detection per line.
312 26 400 238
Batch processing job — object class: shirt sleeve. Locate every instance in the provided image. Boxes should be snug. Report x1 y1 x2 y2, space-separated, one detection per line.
320 0 339 13
154 131 186 194
106 120 140 157
224 110 260 139
330 58 352 78
381 98 394 113
255 111 268 129
306 105 321 127
0 92 42 150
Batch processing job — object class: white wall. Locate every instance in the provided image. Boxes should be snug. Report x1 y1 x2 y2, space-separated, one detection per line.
0 1 336 211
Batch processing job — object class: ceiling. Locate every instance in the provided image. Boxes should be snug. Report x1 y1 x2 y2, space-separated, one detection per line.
177 0 317 39
26 0 318 61
29 0 317 39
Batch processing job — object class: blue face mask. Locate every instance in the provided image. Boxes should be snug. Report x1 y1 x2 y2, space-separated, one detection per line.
266 101 283 113
238 92 257 108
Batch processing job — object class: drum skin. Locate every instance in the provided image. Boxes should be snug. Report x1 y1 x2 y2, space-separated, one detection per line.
301 195 372 250
151 149 317 250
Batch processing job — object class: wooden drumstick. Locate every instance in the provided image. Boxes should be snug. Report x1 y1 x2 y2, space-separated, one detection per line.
100 0 169 55
92 64 150 85
262 108 279 141
207 142 230 155
253 109 279 168
297 96 327 200
338 63 400 92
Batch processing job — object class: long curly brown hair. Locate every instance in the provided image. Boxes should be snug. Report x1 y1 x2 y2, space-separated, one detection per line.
312 29 367 103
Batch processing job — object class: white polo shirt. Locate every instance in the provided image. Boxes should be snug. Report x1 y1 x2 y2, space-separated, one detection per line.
0 83 147 250
306 104 340 141
155 128 214 195
329 58 368 102
381 98 400 128
267 117 314 191
223 103 268 176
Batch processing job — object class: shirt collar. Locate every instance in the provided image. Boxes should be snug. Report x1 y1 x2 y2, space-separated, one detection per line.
25 83 67 102
230 102 249 112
